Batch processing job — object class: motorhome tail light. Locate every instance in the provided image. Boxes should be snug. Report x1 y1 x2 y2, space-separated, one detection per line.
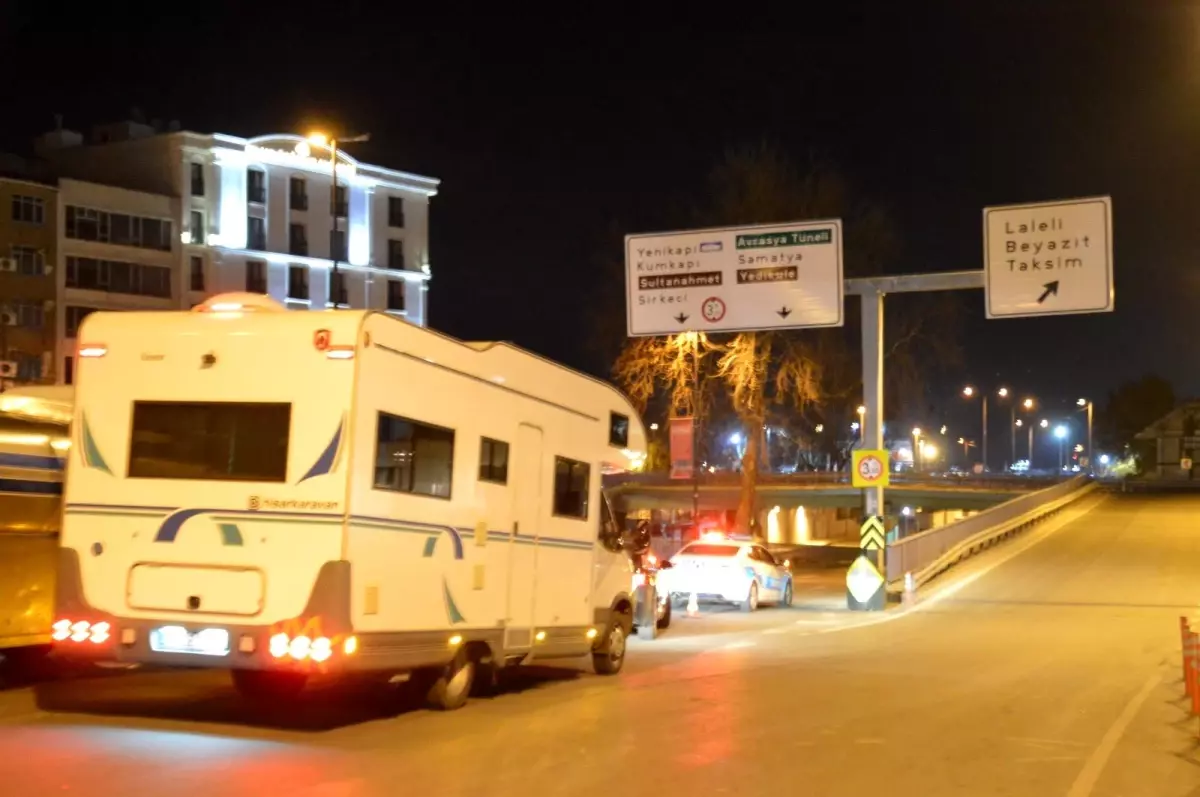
267 630 354 662
53 618 110 644
325 345 355 360
78 344 107 358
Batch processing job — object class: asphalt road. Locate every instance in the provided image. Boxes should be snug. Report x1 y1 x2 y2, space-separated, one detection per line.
3 491 1200 796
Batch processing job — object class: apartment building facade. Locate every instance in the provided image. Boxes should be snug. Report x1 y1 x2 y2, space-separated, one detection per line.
0 176 58 385
57 178 178 385
40 121 439 328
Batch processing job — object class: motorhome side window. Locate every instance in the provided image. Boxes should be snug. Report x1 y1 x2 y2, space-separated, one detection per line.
552 456 590 519
374 412 454 499
127 401 291 482
609 412 629 448
478 437 509 484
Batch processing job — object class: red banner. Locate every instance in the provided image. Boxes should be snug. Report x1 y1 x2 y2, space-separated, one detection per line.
669 417 695 480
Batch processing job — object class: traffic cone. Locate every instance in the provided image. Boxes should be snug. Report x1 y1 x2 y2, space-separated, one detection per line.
687 592 699 617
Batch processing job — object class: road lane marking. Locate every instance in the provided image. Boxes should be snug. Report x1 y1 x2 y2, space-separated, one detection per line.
1065 671 1162 797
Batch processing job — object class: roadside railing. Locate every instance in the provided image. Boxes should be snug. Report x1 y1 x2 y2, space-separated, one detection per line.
886 474 1096 588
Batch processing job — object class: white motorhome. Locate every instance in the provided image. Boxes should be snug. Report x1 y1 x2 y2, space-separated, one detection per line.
55 294 647 708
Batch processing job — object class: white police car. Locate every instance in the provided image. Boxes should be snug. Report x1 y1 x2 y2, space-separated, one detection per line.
660 534 793 612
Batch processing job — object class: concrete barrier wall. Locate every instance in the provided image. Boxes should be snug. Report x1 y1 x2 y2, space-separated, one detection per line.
886 474 1093 584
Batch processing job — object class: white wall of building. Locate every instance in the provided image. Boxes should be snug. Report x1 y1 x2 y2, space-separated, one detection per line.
41 127 439 330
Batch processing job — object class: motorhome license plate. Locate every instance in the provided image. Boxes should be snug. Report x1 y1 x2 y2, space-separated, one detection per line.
149 625 230 656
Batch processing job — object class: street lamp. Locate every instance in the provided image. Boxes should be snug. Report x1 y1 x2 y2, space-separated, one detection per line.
307 130 371 309
962 385 993 471
912 427 922 471
1077 398 1093 468
1053 424 1069 472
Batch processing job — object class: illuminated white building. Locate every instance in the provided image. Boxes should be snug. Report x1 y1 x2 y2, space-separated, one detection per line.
37 121 439 329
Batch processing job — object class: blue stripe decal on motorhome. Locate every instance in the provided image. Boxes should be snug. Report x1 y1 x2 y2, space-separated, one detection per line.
350 515 465 559
79 411 113 475
297 415 346 484
0 452 65 471
61 503 593 551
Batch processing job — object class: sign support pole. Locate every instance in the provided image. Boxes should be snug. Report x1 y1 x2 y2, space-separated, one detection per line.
860 290 885 520
846 271 986 610
692 341 700 523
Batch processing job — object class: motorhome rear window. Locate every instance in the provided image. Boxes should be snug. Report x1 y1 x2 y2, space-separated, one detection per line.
128 401 291 482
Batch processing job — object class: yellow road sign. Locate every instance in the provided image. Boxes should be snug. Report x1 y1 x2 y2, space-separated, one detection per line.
860 515 886 550
851 449 890 488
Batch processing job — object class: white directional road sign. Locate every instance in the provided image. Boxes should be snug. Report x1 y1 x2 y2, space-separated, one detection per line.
624 219 844 337
983 196 1113 319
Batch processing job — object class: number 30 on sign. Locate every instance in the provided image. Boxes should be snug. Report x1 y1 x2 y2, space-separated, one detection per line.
852 449 890 488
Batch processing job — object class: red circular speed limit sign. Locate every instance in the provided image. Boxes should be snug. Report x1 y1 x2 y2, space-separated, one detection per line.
857 455 884 481
701 296 726 323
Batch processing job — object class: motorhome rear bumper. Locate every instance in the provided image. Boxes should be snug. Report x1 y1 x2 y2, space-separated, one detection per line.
53 547 364 672
53 548 502 673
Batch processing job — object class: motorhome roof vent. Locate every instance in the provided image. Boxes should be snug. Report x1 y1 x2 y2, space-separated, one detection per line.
193 293 287 314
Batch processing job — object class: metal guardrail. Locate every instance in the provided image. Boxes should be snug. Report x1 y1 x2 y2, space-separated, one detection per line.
606 472 1065 491
885 474 1096 587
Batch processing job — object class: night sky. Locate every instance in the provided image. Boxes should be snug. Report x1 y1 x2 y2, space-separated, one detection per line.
3 4 1198 430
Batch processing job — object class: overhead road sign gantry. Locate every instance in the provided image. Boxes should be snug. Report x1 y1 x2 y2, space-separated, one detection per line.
624 219 844 337
983 196 1113 319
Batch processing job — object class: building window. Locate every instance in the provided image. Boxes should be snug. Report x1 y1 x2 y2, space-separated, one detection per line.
332 185 348 218
247 169 266 204
553 456 590 519
246 260 267 294
65 257 171 298
289 177 308 211
9 246 44 276
373 412 454 499
9 351 43 382
386 280 405 312
479 437 509 484
287 265 309 300
247 216 266 250
189 256 204 291
11 195 45 225
329 270 348 306
65 306 98 338
609 412 630 447
387 240 405 270
9 301 44 329
329 229 346 261
189 210 204 244
190 163 205 197
289 223 308 256
63 356 73 386
388 196 405 228
65 206 172 251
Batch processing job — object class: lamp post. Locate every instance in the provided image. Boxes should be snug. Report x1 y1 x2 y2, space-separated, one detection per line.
962 386 990 470
912 427 922 471
1077 398 1093 468
1054 424 1069 472
307 131 370 309
856 404 866 446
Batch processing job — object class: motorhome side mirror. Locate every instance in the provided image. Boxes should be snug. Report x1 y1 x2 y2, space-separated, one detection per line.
624 519 651 555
